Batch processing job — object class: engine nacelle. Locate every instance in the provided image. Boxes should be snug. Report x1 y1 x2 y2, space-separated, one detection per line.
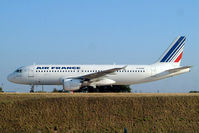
63 79 82 91
89 78 116 88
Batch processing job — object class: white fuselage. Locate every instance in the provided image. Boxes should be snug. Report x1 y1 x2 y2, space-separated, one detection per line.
7 63 186 86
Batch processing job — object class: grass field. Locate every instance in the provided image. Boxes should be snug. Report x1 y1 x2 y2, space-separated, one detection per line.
0 93 199 133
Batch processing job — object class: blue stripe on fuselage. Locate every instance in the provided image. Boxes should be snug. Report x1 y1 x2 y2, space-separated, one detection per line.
160 36 185 62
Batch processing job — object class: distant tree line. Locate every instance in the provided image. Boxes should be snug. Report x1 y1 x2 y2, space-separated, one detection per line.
189 91 199 93
52 85 131 93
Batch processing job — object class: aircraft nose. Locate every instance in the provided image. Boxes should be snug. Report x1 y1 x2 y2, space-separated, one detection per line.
7 73 14 82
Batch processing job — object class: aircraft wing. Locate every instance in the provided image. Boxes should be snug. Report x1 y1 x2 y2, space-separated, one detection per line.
78 66 127 80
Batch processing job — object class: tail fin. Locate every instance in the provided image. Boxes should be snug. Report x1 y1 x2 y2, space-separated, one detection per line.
156 36 186 65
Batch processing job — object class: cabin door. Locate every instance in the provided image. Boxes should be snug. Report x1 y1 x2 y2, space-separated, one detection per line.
28 68 34 78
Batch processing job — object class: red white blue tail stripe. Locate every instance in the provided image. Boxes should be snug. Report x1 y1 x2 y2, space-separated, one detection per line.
159 36 186 63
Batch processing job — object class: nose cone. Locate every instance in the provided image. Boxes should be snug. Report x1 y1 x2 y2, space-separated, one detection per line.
7 73 14 82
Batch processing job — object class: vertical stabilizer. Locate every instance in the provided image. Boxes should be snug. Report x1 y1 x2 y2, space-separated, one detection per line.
156 36 186 65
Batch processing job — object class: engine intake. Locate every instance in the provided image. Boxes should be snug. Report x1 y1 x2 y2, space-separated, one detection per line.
63 79 82 91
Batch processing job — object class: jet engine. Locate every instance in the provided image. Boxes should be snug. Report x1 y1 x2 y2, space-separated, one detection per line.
63 79 82 91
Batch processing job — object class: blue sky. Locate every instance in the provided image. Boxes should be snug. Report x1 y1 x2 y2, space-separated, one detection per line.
0 0 199 92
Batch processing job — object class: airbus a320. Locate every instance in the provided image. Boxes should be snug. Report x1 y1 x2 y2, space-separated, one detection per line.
8 36 191 92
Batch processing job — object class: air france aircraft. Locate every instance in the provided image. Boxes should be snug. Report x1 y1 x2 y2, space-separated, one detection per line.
8 36 191 92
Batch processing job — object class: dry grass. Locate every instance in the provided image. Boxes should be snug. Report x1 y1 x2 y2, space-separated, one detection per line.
0 93 199 133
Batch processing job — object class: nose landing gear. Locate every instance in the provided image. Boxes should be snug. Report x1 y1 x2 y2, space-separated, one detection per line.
30 85 34 93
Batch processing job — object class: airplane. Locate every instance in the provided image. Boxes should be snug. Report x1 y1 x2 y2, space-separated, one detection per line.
7 36 191 92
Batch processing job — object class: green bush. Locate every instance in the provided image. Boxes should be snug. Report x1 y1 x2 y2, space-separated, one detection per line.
52 88 64 93
76 85 131 93
189 91 199 93
0 87 3 92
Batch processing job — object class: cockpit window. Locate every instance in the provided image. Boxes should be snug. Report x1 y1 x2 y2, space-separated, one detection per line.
16 69 22 73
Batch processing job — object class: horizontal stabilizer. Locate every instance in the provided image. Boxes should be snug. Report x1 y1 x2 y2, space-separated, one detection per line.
167 66 192 73
152 66 191 79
